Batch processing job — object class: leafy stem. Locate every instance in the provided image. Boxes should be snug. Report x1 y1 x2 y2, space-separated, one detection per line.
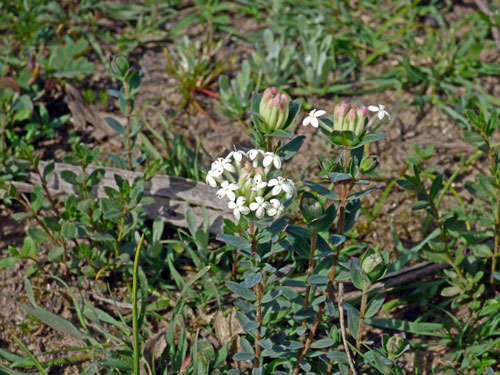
124 81 132 170
249 220 262 368
300 225 318 344
293 148 351 375
356 282 370 351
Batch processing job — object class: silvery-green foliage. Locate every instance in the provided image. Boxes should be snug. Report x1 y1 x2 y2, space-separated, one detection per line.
297 15 333 89
251 29 297 87
218 60 260 119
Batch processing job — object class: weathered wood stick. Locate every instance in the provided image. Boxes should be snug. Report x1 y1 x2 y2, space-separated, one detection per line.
12 161 232 233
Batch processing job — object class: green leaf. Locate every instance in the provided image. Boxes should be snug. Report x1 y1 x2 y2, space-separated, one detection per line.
48 247 64 263
462 130 487 151
105 117 125 136
42 161 55 183
234 352 254 361
472 244 492 258
327 350 348 363
441 286 462 297
348 185 382 201
217 234 251 251
308 275 329 285
61 222 77 240
357 132 386 147
27 228 49 243
329 130 360 148
242 321 259 332
279 136 305 160
310 338 334 349
304 181 339 201
13 212 32 221
31 184 44 214
364 293 386 318
281 99 302 131
0 257 18 268
101 199 124 220
328 173 352 183
226 281 256 301
350 259 367 290
60 170 77 184
412 200 432 211
244 272 263 288
329 234 345 246
365 317 445 337
258 216 289 243
23 279 87 341
343 303 360 340
423 249 451 263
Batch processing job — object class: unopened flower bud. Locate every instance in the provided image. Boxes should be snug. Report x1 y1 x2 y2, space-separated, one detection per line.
361 252 383 274
383 333 408 361
361 250 388 282
347 109 356 133
354 105 368 136
360 155 379 174
300 193 324 224
333 101 349 131
259 88 289 132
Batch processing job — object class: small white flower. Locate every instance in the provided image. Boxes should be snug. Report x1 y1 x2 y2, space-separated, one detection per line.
248 149 264 161
368 104 390 120
206 170 220 187
302 109 326 128
228 196 250 221
211 157 235 174
251 174 267 192
227 150 246 163
216 181 239 201
263 152 282 169
249 196 270 219
267 199 283 217
268 176 294 197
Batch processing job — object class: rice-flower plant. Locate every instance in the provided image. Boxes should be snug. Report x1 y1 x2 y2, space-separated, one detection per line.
206 148 296 221
305 100 389 148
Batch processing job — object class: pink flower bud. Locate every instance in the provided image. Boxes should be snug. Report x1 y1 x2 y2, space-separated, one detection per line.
333 101 350 131
259 88 290 131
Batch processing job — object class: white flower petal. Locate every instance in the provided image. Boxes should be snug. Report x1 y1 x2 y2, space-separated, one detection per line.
263 154 273 167
315 110 326 117
250 202 259 211
233 209 240 221
267 208 277 216
368 105 379 112
302 117 312 127
240 206 250 215
311 117 319 128
256 207 265 218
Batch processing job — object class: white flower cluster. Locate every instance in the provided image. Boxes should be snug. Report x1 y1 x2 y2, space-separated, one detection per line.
206 149 296 221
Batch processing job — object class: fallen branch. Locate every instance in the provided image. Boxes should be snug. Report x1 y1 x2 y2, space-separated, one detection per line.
11 160 231 233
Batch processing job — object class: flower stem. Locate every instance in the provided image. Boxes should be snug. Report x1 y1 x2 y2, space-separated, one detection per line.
490 182 500 293
124 81 132 170
132 234 145 375
293 148 351 374
249 220 262 368
300 226 318 344
254 277 263 368
355 282 369 351
338 283 358 375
